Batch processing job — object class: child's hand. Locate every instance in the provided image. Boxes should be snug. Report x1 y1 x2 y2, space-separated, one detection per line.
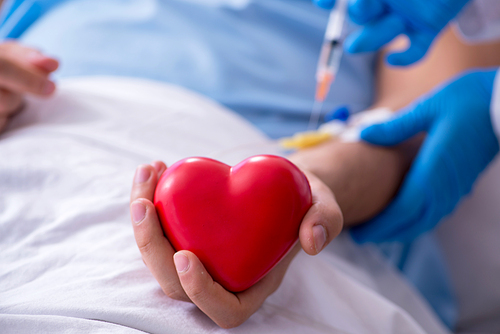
130 161 343 328
0 41 59 132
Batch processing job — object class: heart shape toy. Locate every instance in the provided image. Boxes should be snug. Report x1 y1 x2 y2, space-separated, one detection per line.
154 155 312 292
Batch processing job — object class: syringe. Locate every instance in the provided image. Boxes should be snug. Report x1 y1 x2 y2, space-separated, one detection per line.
308 0 348 130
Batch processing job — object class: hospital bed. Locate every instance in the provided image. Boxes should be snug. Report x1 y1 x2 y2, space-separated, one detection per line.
0 76 449 334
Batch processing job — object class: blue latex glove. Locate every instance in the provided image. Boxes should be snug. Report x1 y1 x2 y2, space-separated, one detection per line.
351 70 499 243
313 0 471 66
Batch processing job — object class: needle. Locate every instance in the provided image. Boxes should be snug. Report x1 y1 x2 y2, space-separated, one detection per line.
308 0 348 130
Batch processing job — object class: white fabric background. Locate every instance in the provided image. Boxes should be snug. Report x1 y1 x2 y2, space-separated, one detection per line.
0 77 448 334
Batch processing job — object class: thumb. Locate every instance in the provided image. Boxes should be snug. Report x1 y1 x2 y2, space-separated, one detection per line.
174 250 249 328
386 31 434 67
345 13 406 53
174 251 222 303
174 251 231 306
298 177 344 256
361 103 432 146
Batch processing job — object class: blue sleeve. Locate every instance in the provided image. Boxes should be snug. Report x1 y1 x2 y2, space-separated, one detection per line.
0 0 69 39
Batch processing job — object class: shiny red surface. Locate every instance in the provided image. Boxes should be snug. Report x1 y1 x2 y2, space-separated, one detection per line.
154 155 312 292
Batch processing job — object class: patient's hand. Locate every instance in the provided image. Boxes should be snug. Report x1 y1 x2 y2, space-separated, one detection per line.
0 41 59 132
130 161 343 328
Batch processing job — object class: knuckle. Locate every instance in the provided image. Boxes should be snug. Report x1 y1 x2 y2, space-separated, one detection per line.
186 284 206 302
332 206 344 225
137 238 155 258
326 208 343 237
164 287 188 301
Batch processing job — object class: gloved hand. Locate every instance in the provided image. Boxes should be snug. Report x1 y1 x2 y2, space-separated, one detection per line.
313 0 471 66
351 70 499 243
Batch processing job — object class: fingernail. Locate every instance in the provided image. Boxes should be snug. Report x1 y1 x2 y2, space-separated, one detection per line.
174 253 190 273
131 201 146 224
42 80 55 95
134 165 150 184
313 225 327 253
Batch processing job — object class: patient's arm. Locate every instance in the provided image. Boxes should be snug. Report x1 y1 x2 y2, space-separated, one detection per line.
289 140 418 225
129 27 500 329
290 27 500 227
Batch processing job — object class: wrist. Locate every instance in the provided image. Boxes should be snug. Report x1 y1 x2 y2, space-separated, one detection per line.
288 139 413 226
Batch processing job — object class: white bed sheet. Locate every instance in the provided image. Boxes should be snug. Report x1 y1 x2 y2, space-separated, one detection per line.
0 77 449 334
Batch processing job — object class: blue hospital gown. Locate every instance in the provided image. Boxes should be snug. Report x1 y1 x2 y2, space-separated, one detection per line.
0 0 376 139
0 0 457 329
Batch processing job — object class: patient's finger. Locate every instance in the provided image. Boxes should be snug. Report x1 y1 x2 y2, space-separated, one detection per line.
174 251 259 329
131 164 157 201
25 52 59 73
176 243 301 328
151 160 167 177
131 199 190 302
0 89 23 116
299 172 343 255
0 56 55 96
1 42 59 73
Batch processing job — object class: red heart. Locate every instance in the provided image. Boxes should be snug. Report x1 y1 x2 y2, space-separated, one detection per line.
154 155 312 292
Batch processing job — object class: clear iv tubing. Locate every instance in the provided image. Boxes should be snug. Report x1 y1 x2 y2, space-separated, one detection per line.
308 0 348 130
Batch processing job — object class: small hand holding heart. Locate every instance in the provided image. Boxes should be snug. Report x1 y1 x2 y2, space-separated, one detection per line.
130 157 343 328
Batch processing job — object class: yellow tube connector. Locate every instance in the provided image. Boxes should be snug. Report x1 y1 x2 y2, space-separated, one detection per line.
280 131 333 150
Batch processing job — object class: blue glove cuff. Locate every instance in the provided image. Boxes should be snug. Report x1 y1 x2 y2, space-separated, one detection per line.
477 69 496 100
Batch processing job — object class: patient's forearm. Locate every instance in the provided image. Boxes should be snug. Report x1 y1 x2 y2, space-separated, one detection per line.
289 139 419 226
291 27 500 227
